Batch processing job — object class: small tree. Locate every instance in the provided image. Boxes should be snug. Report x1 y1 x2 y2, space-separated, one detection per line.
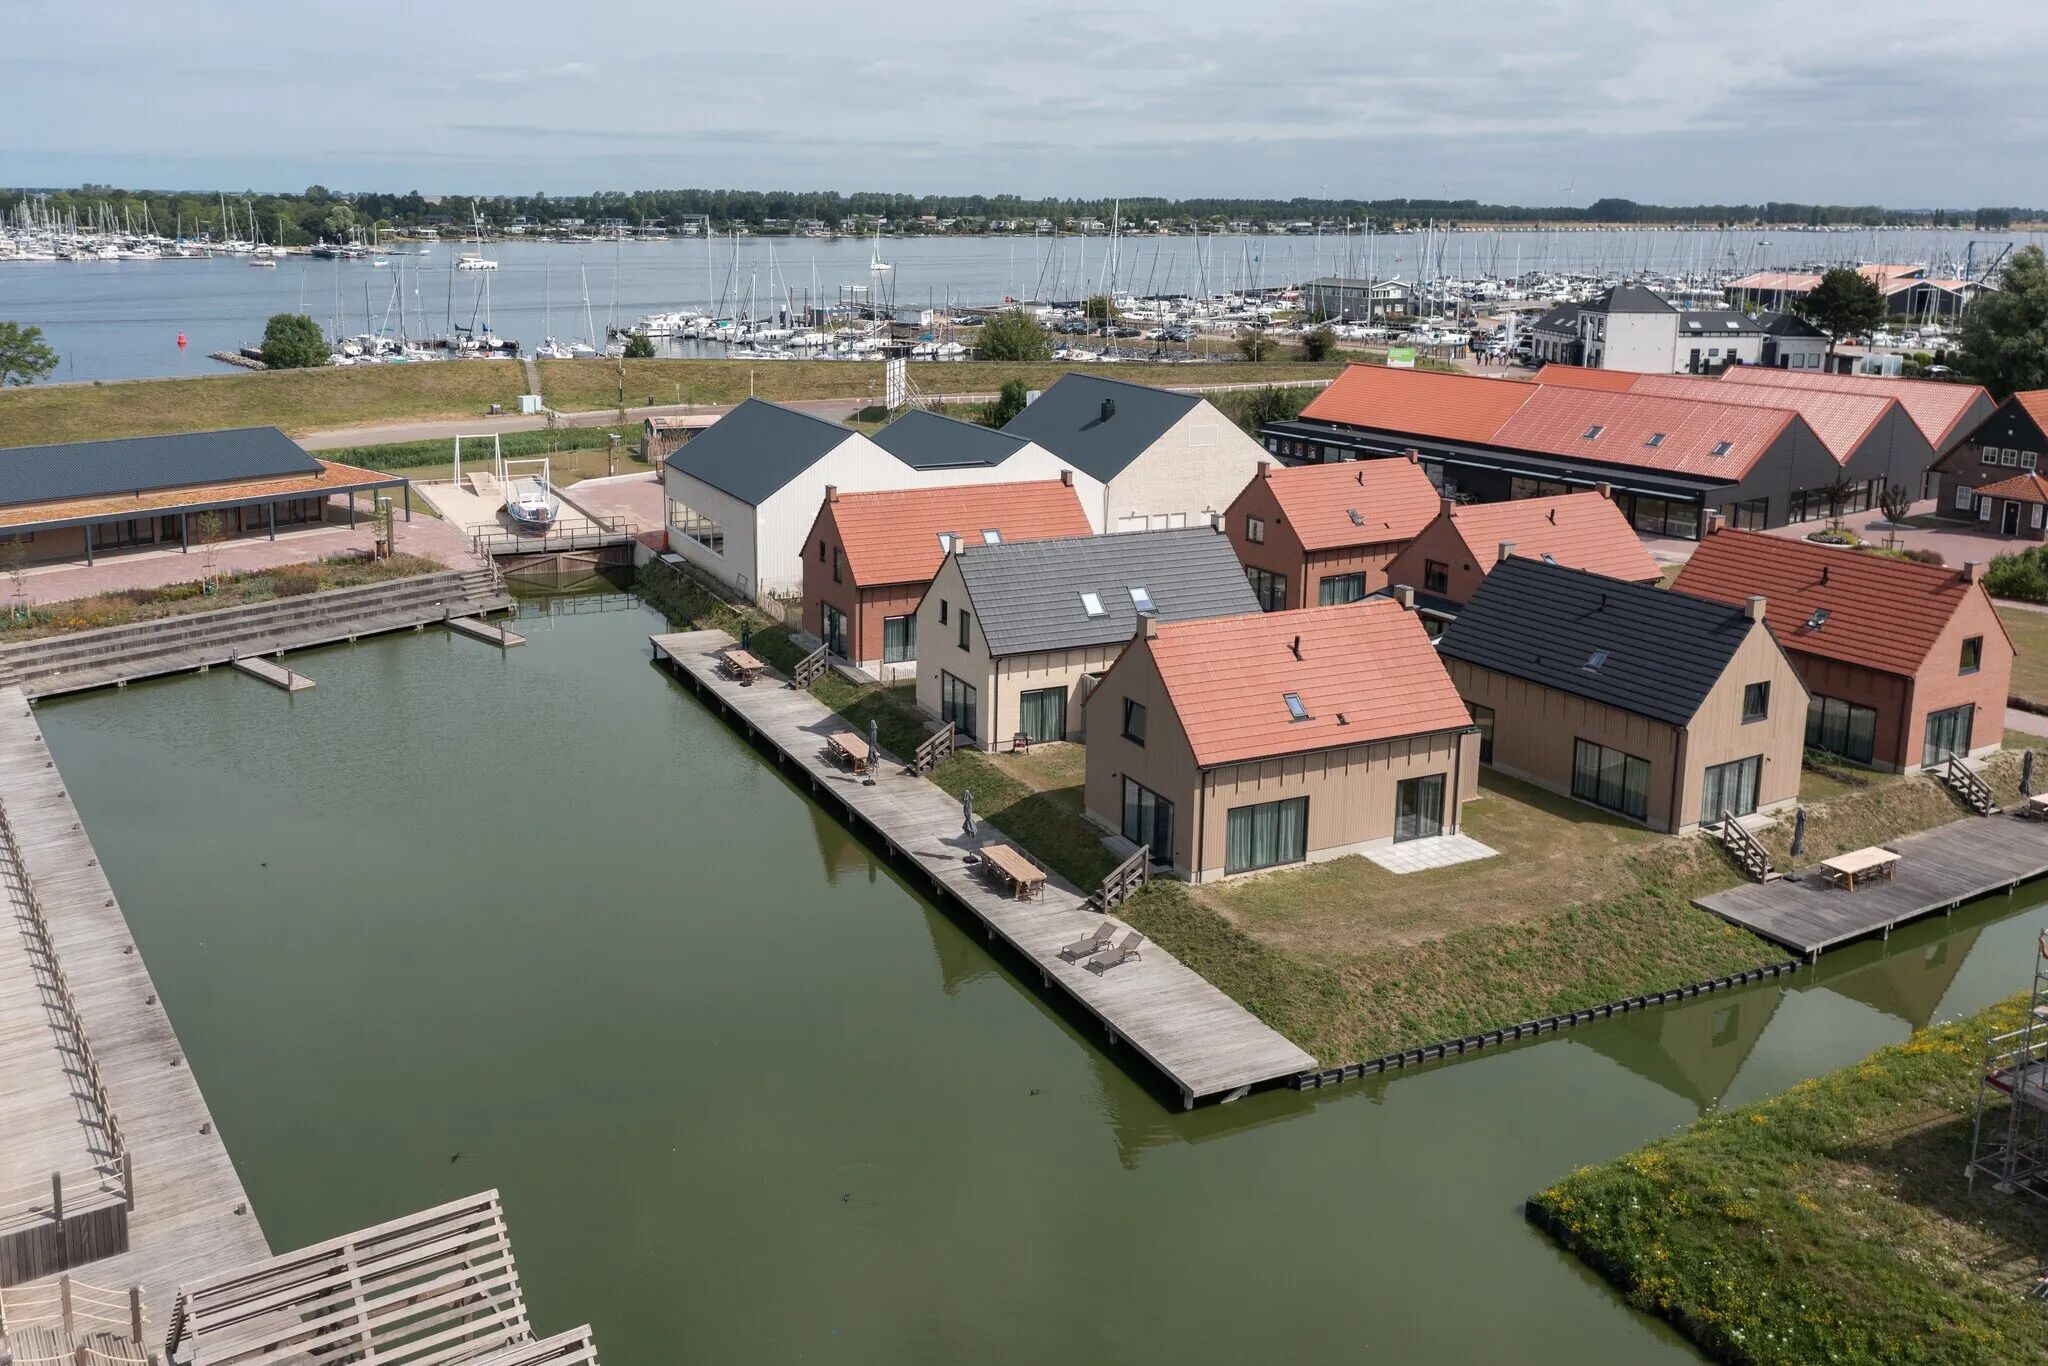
979 379 1030 428
1299 324 1339 363
1793 268 1886 360
1228 385 1314 434
0 534 28 622
622 332 656 359
975 308 1052 363
1237 329 1279 362
1878 482 1914 534
1083 294 1118 323
1823 473 1858 533
0 321 59 387
194 511 226 587
259 313 329 369
1960 244 2048 398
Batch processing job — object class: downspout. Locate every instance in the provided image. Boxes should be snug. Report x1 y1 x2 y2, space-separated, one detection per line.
1668 726 1688 834
1194 768 1208 881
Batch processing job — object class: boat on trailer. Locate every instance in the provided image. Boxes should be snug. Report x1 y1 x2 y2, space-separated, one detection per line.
505 469 560 532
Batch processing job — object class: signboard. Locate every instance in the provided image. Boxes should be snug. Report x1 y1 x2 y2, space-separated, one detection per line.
1386 347 1417 370
884 357 907 409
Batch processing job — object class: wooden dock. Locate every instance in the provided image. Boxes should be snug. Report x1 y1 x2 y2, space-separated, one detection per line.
230 655 314 691
447 616 527 648
651 630 1315 1106
0 689 269 1329
1697 814 2048 956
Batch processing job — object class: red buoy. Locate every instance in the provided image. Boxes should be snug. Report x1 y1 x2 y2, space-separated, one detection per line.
177 332 188 348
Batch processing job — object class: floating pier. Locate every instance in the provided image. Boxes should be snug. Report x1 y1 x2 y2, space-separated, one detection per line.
651 629 1314 1108
446 616 526 648
230 655 313 691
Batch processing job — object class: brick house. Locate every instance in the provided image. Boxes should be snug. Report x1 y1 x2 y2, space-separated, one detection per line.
1672 524 2011 772
1929 390 2048 523
1222 454 1441 611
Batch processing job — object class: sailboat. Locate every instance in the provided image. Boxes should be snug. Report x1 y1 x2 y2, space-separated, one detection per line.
568 264 599 357
535 267 575 359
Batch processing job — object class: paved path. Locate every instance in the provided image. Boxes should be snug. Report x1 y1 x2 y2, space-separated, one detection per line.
2008 707 2048 738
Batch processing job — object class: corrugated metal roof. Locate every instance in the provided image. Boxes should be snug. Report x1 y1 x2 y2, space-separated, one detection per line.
0 426 322 509
956 526 1259 657
1437 556 1756 728
999 374 1201 481
825 480 1092 587
1444 493 1663 584
1301 364 1538 444
1261 457 1441 551
869 409 1032 469
662 398 856 505
1674 527 1984 676
1145 600 1471 767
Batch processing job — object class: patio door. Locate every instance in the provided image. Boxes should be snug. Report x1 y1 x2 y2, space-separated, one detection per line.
1017 687 1067 745
819 602 848 658
1394 774 1445 843
1923 704 1975 768
1701 755 1761 824
1121 778 1174 866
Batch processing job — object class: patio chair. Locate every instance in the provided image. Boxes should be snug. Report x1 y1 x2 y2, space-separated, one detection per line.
1085 931 1145 975
1060 921 1117 962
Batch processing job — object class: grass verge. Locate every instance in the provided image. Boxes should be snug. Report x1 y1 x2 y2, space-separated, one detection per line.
1998 606 2048 704
1528 992 2048 1365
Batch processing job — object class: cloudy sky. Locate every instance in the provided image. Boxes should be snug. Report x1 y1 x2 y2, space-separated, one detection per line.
8 1 2043 204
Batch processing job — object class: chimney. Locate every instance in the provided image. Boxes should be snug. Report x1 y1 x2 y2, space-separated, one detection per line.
1745 594 1767 622
825 484 839 503
1497 540 1516 564
1701 509 1724 536
1595 482 1612 501
1962 560 1982 584
1059 468 1073 487
1138 614 1157 641
1257 459 1272 481
1405 449 1420 465
1441 496 1457 519
1392 584 1416 611
1101 397 1116 422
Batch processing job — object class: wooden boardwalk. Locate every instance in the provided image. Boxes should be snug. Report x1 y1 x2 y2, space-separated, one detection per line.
229 655 315 691
1697 814 2048 956
0 689 269 1329
652 631 1316 1106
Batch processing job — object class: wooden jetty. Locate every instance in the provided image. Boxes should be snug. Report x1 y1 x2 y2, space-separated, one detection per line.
1698 814 2048 956
446 616 526 649
0 688 269 1332
230 655 314 691
651 630 1315 1107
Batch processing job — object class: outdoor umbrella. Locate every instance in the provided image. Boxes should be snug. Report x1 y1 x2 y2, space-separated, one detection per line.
962 787 976 839
865 718 880 785
1790 807 1807 858
2025 750 2036 799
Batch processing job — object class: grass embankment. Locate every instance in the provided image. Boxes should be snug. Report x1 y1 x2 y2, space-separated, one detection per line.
0 364 527 448
1998 606 2048 704
636 557 2030 1063
1529 993 2048 1364
0 552 445 640
322 425 654 492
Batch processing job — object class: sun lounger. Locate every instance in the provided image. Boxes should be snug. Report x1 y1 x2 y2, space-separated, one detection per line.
1085 931 1144 974
1060 921 1117 961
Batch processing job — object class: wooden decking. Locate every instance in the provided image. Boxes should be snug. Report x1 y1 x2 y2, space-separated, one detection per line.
651 630 1316 1106
0 689 269 1328
1697 813 2048 956
229 656 315 692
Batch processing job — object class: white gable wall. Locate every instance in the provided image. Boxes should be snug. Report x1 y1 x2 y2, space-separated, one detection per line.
1101 400 1270 533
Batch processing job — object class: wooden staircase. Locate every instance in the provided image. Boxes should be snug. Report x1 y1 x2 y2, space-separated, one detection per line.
1089 845 1153 912
789 643 830 690
1717 814 1776 883
1942 755 1999 816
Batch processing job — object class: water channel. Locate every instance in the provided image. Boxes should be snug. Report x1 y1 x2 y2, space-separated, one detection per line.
33 594 2048 1363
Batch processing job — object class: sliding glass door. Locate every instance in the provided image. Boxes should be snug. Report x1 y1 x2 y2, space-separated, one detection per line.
1700 755 1762 824
1224 797 1308 874
1923 704 1975 768
939 671 978 741
1017 687 1067 745
1121 778 1174 867
1394 774 1445 842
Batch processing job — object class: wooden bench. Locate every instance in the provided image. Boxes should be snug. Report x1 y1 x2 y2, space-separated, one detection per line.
979 842 1047 901
1820 845 1899 891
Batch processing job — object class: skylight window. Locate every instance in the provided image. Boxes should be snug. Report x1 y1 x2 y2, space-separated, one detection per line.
1283 692 1309 722
981 528 1001 544
1129 585 1156 615
1582 425 1605 440
1541 552 1558 565
1080 591 1106 618
1710 440 1733 457
1585 650 1610 671
936 532 954 552
1645 432 1666 448
1805 608 1831 631
1347 508 1364 526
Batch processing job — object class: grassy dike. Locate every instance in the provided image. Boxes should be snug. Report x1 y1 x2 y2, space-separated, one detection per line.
1528 993 2048 1365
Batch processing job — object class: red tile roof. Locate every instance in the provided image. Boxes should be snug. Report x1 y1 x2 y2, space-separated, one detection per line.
1260 457 1442 551
1444 493 1662 583
1718 367 1991 452
2015 391 2048 436
825 480 1092 586
1144 599 1472 767
1978 472 2048 505
1301 364 1537 444
1490 385 1792 479
1530 364 1641 392
1632 373 1888 463
1671 528 1986 676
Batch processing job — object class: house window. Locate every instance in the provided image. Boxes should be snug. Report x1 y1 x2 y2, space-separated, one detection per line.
1469 703 1494 763
1722 497 1770 530
1018 687 1066 744
1283 692 1309 722
2004 448 2021 467
831 548 844 584
1806 694 1877 766
1080 591 1106 617
1742 682 1770 723
1129 585 1155 614
958 610 970 650
1317 572 1366 606
1983 446 2000 465
1924 703 1975 767
1224 797 1308 875
1702 756 1763 822
1572 739 1651 821
1955 484 1977 511
818 540 826 562
819 602 849 657
1245 566 1287 612
2028 452 2041 470
1245 515 1266 544
1961 635 1983 674
939 598 949 625
670 499 725 555
1122 698 1147 745
939 670 979 740
882 614 916 665
1121 778 1174 866
981 528 1001 544
1423 559 1449 593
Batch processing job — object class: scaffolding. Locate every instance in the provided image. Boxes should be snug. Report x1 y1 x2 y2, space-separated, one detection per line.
1966 930 2048 1200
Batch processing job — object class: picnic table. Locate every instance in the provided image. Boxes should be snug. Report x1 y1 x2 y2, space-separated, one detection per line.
721 648 766 685
2023 792 2048 821
826 729 874 774
979 843 1047 901
1821 845 1900 891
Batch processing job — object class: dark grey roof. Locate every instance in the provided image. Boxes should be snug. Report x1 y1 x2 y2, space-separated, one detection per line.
1678 310 1764 336
662 398 855 505
1585 284 1676 316
1000 374 1201 482
956 526 1259 657
1531 303 1582 334
1435 556 1758 727
870 409 1029 470
0 426 322 510
1757 311 1827 338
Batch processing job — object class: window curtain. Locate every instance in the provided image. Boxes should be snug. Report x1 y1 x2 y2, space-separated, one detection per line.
1019 688 1066 744
1225 798 1307 874
882 615 916 665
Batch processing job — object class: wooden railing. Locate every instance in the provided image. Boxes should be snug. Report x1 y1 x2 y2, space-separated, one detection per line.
1090 845 1152 912
910 723 955 773
1944 755 1996 816
0 1275 145 1353
470 513 632 559
790 645 830 690
1717 812 1773 883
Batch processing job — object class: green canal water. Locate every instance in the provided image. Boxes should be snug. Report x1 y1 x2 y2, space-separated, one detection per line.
35 596 2048 1364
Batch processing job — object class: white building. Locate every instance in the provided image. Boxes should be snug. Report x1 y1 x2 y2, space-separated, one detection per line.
1530 284 1779 375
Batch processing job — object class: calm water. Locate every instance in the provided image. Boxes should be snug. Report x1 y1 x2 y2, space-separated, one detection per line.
33 598 2048 1364
8 228 2043 383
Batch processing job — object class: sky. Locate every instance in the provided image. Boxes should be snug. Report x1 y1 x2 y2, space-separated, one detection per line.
6 0 2045 205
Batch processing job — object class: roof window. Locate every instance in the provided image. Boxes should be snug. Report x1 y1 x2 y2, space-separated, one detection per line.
1645 432 1666 448
1347 508 1364 526
981 528 1001 544
1805 607 1831 631
1080 591 1106 618
1128 585 1156 615
1283 692 1309 722
1585 650 1609 671
1710 440 1733 457
1582 425 1604 440
1541 552 1558 565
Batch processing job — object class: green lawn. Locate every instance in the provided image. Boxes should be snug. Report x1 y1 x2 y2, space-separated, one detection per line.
1998 606 2048 703
1529 992 2048 1365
